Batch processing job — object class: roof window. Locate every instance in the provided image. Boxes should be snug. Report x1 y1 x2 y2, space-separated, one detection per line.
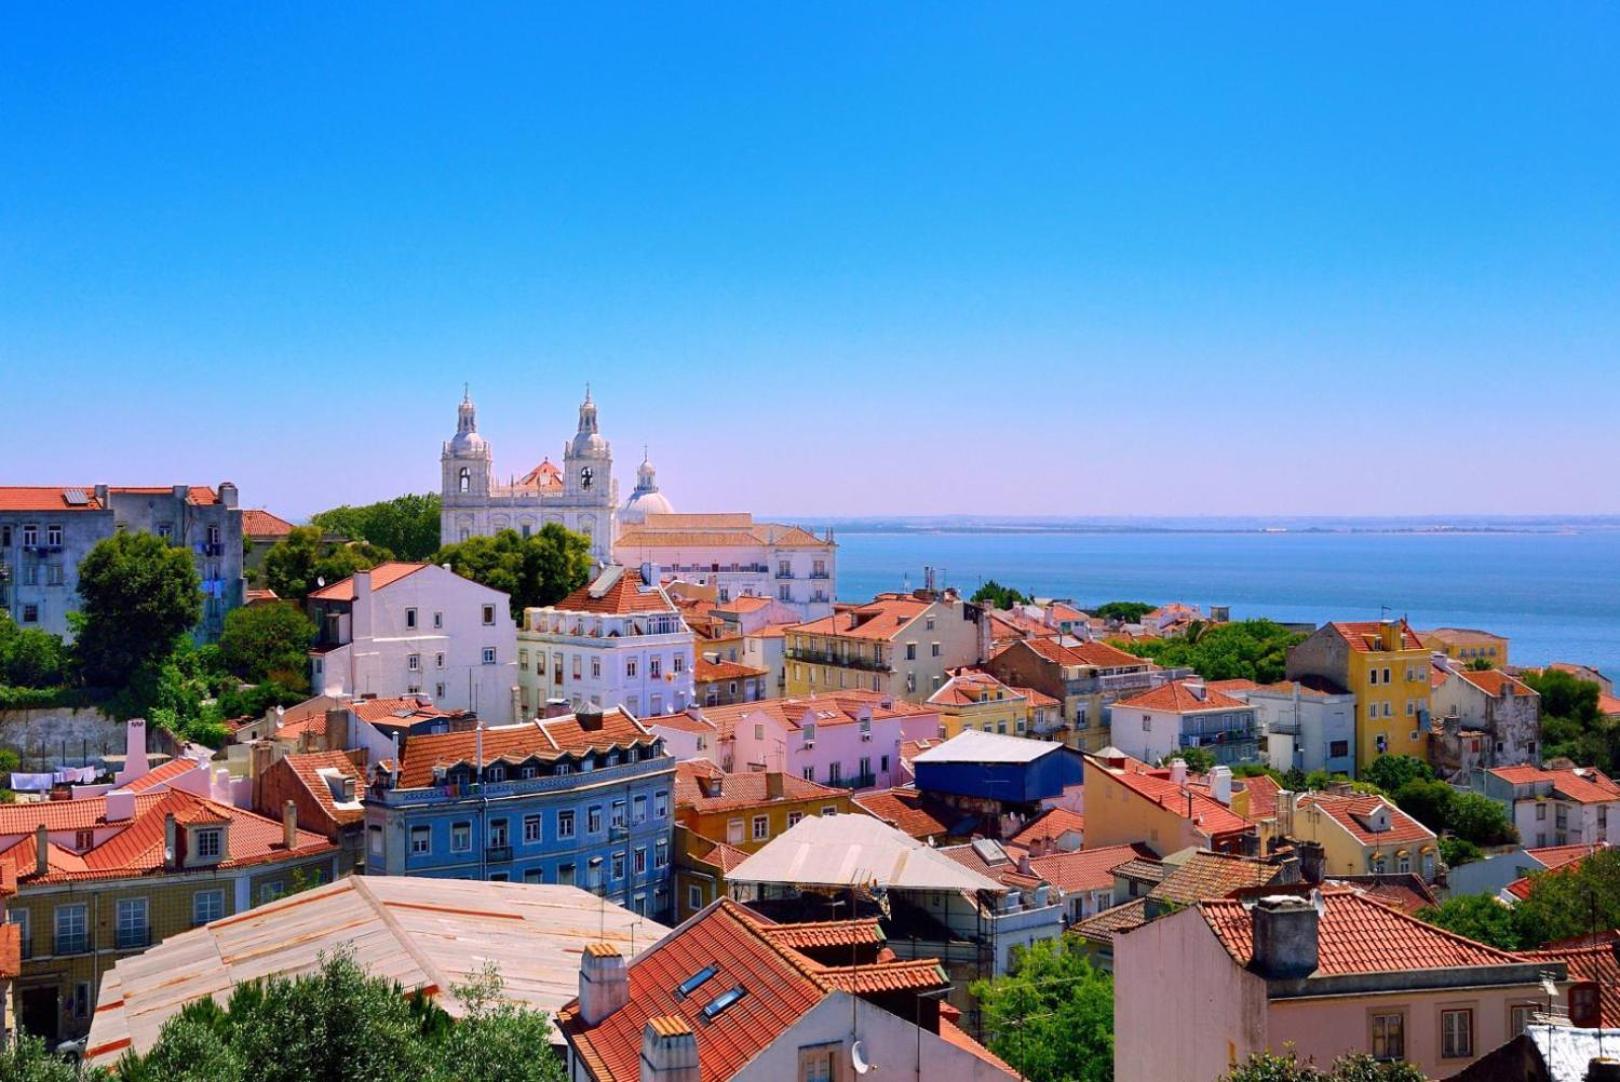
701 985 747 1021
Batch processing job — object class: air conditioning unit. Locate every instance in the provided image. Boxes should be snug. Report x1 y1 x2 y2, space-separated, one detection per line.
860 732 872 742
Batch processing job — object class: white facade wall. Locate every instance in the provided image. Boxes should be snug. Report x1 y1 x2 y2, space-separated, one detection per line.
613 542 837 620
517 607 695 720
311 566 518 723
1514 794 1617 849
1247 687 1357 775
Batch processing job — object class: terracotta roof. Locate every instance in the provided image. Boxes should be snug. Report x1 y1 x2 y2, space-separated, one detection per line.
397 709 658 788
1207 679 1260 695
940 843 1043 891
692 691 935 740
0 486 106 511
244 588 280 604
1202 888 1525 976
754 919 885 953
789 596 932 641
692 657 766 683
652 711 719 736
553 567 676 615
1329 619 1425 653
1252 677 1350 698
1423 627 1508 647
1455 668 1536 698
927 670 1028 708
1029 844 1154 894
1115 679 1249 713
1327 874 1440 916
307 561 429 601
1601 693 1620 718
350 696 466 727
1242 774 1282 822
685 833 753 873
674 760 842 814
121 757 205 794
1298 793 1435 846
851 788 962 841
1095 759 1251 839
1504 845 1610 901
1111 857 1168 884
616 515 831 552
558 899 962 1082
1017 637 1148 670
241 508 295 538
279 751 366 828
1520 937 1620 1028
1071 898 1149 945
1149 851 1284 905
1008 807 1086 850
1010 685 1060 708
1487 765 1620 804
108 485 222 506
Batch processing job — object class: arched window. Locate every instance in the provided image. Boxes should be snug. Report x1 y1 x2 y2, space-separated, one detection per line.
458 467 470 493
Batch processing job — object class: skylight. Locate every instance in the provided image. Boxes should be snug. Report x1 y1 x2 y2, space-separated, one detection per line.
675 964 719 999
701 985 747 1021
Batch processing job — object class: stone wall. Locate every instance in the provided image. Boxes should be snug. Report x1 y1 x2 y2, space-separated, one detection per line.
0 707 181 770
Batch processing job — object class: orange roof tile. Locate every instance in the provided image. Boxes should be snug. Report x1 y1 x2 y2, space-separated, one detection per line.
241 508 295 538
553 568 676 615
121 757 203 794
1520 937 1620 1028
1017 637 1148 670
1008 807 1086 849
1115 679 1249 713
1455 668 1535 698
1150 851 1284 905
1029 844 1154 894
1099 761 1252 839
692 692 935 740
1299 793 1433 846
851 788 962 841
1330 619 1425 653
1072 897 1149 945
674 761 841 814
107 485 222 505
397 709 658 788
789 595 932 641
0 486 105 511
1242 774 1282 822
280 751 366 828
1486 764 1620 804
308 561 429 601
692 657 766 683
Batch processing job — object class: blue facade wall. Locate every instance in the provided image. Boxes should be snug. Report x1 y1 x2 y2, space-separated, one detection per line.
914 748 1083 803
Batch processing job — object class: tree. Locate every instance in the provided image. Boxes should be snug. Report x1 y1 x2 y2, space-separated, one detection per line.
217 603 316 688
433 525 592 621
1223 1051 1425 1081
1513 847 1620 947
0 1029 103 1081
971 580 1031 610
1466 656 1494 671
1446 790 1517 847
0 612 70 688
1094 601 1154 624
74 532 202 687
263 526 391 603
1438 836 1482 868
1115 620 1305 684
1167 746 1217 774
970 937 1113 1082
1362 754 1432 796
1392 778 1454 834
1524 668 1616 771
311 493 442 562
1417 894 1527 951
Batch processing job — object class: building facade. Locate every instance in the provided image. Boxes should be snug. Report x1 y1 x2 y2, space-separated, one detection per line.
0 483 244 642
1430 665 1541 776
1474 764 1620 849
439 389 628 565
984 637 1184 752
517 566 695 720
613 513 836 621
1109 679 1260 767
1286 619 1431 774
363 705 676 921
308 562 519 725
785 591 990 703
1242 679 1357 777
1420 626 1510 668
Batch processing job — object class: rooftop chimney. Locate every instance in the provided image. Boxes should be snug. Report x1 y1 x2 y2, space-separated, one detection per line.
116 718 150 786
105 789 135 823
1210 765 1233 805
765 771 784 800
577 703 606 732
1589 1061 1620 1082
1186 680 1206 701
164 812 179 870
1168 759 1188 785
1298 841 1326 886
325 708 351 752
640 1016 699 1082
1251 894 1320 979
34 824 48 878
580 942 629 1025
283 800 299 851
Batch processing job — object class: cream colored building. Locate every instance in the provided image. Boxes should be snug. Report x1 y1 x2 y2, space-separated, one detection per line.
784 591 990 703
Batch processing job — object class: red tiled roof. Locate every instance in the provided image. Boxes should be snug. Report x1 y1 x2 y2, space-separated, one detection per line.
1018 637 1148 670
121 757 203 794
1201 889 1524 975
242 509 295 538
1097 760 1251 839
692 657 766 683
1487 764 1620 804
1029 844 1154 894
554 568 676 615
852 788 961 841
1115 679 1248 713
1071 897 1149 945
1207 679 1260 694
308 561 429 601
108 485 222 505
674 760 841 814
927 670 1027 708
0 486 105 511
281 751 366 828
1010 685 1060 708
940 844 1043 890
1505 845 1610 900
1454 668 1535 698
1150 851 1283 905
1330 619 1425 653
1298 793 1434 846
351 696 466 727
1243 774 1282 822
1520 937 1620 1028
397 709 657 788
693 691 935 740
1328 875 1439 916
686 834 753 874
1600 693 1620 718
789 596 931 641
1008 807 1086 849
755 919 885 953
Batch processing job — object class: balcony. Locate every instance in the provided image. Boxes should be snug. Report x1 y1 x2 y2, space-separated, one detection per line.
827 773 877 791
373 754 672 806
785 648 890 674
485 844 513 863
775 569 796 580
809 571 830 580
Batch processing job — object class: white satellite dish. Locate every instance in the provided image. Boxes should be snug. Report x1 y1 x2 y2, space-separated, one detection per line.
851 1040 872 1075
1541 975 1559 999
316 576 326 587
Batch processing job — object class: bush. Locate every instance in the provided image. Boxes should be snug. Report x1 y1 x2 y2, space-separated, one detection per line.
218 603 315 688
1446 791 1517 847
1438 836 1482 867
1363 754 1432 794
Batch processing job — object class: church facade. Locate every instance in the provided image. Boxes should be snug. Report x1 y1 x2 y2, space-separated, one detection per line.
440 388 660 566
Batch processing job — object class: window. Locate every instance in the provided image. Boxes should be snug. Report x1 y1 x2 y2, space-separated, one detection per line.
1142 715 1152 731
633 794 647 823
634 847 647 875
55 903 89 955
434 611 443 629
800 1042 838 1082
858 756 871 779
436 652 446 669
489 819 509 847
654 790 669 819
828 762 842 785
821 805 837 816
655 838 669 867
482 604 496 626
588 805 603 833
612 851 625 880
1330 740 1349 758
459 467 471 492
406 607 418 629
260 882 287 905
788 811 804 828
650 657 662 678
9 910 29 960
45 563 63 586
196 828 223 859
558 862 576 886
21 604 37 624
1536 803 1547 821
451 822 473 852
802 766 815 781
753 815 770 841
626 658 638 678
408 653 421 671
612 800 627 828
558 810 576 838
21 525 37 547
519 649 529 671
727 818 745 844
1571 983 1602 1027
931 642 941 657
116 898 149 950
1510 1003 1537 1036
590 656 601 678
524 815 542 843
778 584 791 601
1441 1008 1473 1059
523 867 544 884
905 643 917 661
1371 1012 1405 1061
411 825 431 854
482 647 497 665
688 884 703 911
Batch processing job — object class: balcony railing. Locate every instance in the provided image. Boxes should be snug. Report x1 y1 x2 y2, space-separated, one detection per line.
785 648 890 673
485 844 513 863
372 755 671 806
809 571 830 580
826 773 877 790
775 570 796 580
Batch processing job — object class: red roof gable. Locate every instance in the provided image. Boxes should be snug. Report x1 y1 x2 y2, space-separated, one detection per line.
308 561 429 601
554 568 676 615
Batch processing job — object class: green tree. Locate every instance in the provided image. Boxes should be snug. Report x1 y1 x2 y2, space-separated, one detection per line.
433 525 592 621
1416 894 1527 950
1466 656 1494 671
1116 620 1305 684
970 937 1113 1082
1223 1050 1425 1081
1362 754 1432 795
0 612 71 688
1513 847 1620 947
217 603 316 688
1438 836 1483 867
1392 778 1454 834
1446 790 1517 847
1094 601 1154 624
971 580 1031 610
1167 746 1217 774
0 1029 104 1081
74 532 202 687
1524 668 1616 771
263 526 392 603
311 493 442 562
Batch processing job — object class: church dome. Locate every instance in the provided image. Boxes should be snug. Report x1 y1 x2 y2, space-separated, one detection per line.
619 449 672 525
569 388 610 460
447 388 490 458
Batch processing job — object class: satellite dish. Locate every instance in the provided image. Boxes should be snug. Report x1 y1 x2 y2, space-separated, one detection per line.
316 576 326 587
851 1040 872 1075
1541 976 1559 999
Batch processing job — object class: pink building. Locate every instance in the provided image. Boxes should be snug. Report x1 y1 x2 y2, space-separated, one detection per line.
1114 887 1558 1082
650 690 940 791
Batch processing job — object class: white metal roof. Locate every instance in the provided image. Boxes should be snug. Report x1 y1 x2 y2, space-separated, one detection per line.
724 812 1006 893
85 876 668 1065
911 728 1062 765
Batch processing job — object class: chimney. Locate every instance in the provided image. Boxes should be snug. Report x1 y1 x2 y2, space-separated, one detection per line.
579 942 630 1025
165 812 179 870
1276 789 1296 837
1589 1061 1620 1082
640 1016 699 1082
1210 765 1233 805
765 771 784 800
577 703 605 732
283 800 298 851
975 601 993 663
1186 680 1206 702
1168 758 1188 785
218 481 238 509
1298 841 1326 885
325 708 350 752
116 718 149 786
105 788 135 823
33 824 48 878
1251 894 1320 979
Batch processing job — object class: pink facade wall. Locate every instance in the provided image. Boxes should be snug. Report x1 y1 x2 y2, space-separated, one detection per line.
729 707 939 790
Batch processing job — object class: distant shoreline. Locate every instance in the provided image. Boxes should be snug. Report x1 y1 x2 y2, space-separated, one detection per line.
783 516 1620 537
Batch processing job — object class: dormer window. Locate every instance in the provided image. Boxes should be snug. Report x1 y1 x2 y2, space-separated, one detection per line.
802 721 816 743
194 827 224 861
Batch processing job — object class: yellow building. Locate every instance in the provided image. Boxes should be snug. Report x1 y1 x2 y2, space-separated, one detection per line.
671 761 851 921
1286 619 1432 773
926 669 1035 739
1420 626 1509 668
784 592 988 702
1279 790 1440 883
1081 752 1254 855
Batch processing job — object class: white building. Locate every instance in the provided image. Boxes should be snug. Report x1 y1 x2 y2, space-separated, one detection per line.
1243 679 1357 776
1109 679 1261 767
308 562 519 724
1477 764 1620 849
439 387 643 565
516 566 695 720
613 513 837 620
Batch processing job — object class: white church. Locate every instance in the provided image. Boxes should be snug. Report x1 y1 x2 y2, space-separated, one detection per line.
438 387 673 564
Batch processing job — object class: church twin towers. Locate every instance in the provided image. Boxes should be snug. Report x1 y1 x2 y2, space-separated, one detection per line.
438 388 672 565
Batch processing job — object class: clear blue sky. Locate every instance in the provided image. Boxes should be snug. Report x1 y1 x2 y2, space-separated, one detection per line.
3 6 1617 519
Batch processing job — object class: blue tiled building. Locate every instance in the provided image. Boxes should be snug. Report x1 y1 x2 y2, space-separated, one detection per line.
364 705 676 921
